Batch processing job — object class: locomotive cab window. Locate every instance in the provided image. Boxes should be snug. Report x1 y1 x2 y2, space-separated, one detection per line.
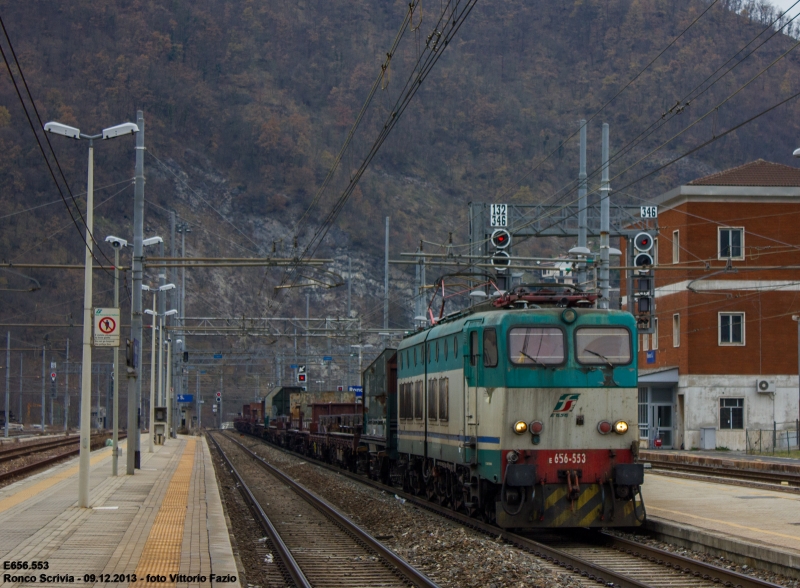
483 329 498 367
575 327 631 365
508 327 565 365
469 331 479 366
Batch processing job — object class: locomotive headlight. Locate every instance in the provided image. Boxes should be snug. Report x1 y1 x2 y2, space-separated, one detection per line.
597 420 612 435
613 420 629 435
513 421 528 435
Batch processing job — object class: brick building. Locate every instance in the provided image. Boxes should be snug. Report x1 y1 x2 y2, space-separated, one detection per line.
624 160 800 450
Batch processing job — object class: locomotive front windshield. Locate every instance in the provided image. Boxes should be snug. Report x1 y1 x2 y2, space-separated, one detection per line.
508 327 565 365
575 327 631 365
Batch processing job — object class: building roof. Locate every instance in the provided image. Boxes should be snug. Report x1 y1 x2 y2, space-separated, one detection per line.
688 159 800 187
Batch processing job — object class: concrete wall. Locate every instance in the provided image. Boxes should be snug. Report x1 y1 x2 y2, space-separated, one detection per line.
679 374 799 450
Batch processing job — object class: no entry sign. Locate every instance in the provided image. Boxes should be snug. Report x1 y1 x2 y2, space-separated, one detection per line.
94 308 120 347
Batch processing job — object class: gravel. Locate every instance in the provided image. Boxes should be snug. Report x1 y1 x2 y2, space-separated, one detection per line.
608 529 798 587
228 433 589 588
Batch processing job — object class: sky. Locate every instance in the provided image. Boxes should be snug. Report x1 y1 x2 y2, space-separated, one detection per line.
771 0 800 15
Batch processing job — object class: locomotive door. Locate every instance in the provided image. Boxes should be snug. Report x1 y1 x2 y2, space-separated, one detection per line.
463 327 480 463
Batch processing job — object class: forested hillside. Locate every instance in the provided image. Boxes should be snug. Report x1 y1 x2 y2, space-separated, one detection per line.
2 0 800 329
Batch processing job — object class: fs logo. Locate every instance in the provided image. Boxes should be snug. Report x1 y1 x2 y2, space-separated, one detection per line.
551 393 580 417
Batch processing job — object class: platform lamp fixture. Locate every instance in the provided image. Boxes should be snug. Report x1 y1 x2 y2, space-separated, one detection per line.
142 282 175 453
44 119 138 508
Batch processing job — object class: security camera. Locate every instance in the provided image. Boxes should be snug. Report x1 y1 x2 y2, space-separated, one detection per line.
105 236 128 248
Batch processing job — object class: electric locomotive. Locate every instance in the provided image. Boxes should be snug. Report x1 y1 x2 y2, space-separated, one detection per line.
365 285 645 529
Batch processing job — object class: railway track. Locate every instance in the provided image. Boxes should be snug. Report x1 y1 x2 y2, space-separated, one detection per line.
231 431 785 588
208 432 439 588
0 432 123 484
641 455 800 489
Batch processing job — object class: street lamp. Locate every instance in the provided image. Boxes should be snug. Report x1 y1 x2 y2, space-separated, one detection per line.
143 289 175 451
104 235 127 477
45 119 138 509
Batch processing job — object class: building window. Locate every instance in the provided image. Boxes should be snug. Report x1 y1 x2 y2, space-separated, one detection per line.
652 318 659 350
672 313 680 347
719 312 745 345
641 333 649 352
719 227 744 260
720 398 744 429
672 230 680 264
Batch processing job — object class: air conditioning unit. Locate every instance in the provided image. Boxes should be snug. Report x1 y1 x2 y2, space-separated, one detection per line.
756 379 776 394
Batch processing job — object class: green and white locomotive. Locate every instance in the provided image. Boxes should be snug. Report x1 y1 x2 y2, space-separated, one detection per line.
373 285 645 528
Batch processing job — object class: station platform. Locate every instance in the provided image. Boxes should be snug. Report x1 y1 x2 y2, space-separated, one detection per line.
642 471 800 577
0 435 239 588
641 448 800 475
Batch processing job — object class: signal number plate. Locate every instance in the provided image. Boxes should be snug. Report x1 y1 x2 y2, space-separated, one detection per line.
640 205 657 219
550 452 586 465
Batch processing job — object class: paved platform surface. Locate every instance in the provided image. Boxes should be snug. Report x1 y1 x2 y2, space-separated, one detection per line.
0 435 240 587
642 471 800 574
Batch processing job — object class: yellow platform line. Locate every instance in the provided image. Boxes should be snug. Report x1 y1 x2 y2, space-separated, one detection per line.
0 445 116 514
135 438 196 587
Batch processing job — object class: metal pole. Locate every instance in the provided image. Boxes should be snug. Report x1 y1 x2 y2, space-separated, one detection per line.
347 257 352 317
4 332 9 438
384 216 390 336
41 344 46 431
78 139 95 507
219 372 223 429
577 120 588 288
166 339 172 439
64 339 69 431
196 370 200 429
158 316 164 410
127 110 145 475
599 123 610 309
149 296 156 452
18 354 22 428
112 248 120 476
305 293 310 369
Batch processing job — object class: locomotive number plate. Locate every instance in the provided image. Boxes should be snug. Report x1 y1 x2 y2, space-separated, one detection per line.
550 452 586 465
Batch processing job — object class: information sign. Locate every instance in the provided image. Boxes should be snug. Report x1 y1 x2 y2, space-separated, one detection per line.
640 206 658 219
490 204 508 227
323 356 333 362
646 350 656 364
348 385 363 393
176 394 194 403
93 308 120 347
213 353 223 359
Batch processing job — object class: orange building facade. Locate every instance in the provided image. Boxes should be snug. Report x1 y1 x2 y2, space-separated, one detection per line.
623 161 800 450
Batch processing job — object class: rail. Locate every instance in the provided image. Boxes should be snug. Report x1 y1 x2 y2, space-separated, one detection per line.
212 431 439 588
236 430 786 588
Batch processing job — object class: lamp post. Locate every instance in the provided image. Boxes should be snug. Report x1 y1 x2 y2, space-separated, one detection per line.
104 236 128 476
143 286 175 451
793 315 800 429
44 120 138 508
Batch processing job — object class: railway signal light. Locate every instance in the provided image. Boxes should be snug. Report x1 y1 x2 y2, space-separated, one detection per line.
634 252 653 267
491 228 511 249
634 232 653 252
215 391 221 403
297 373 307 383
491 251 511 268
